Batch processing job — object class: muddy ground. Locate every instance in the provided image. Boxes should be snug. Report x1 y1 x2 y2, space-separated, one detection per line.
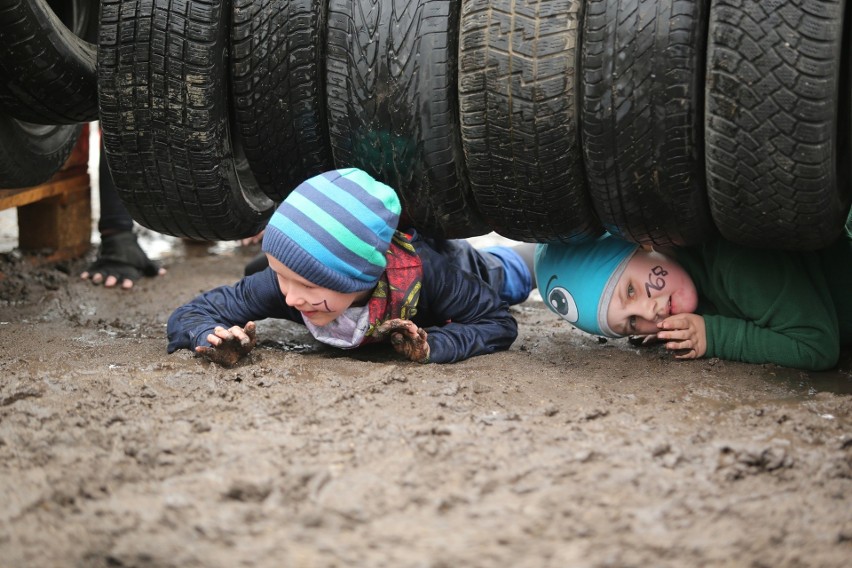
0 237 851 568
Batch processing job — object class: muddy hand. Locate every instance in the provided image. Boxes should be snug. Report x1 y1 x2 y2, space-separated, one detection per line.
195 321 258 367
377 318 430 363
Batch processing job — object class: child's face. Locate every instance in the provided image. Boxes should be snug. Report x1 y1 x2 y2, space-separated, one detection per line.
606 249 698 336
267 254 370 327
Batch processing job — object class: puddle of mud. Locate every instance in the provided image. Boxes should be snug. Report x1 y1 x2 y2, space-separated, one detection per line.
761 363 852 397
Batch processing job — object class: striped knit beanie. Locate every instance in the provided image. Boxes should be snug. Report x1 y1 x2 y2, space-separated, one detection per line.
262 168 401 293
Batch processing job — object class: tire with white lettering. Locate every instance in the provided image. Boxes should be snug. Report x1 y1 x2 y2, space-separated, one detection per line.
0 0 99 124
231 0 333 201
706 0 851 250
326 0 488 238
582 0 713 247
459 0 602 243
0 114 81 188
98 0 274 241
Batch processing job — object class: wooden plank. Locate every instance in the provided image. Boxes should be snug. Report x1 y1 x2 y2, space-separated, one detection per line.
17 178 91 262
0 173 89 211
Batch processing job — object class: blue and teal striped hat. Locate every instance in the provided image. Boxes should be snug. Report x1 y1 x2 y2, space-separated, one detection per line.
262 168 401 293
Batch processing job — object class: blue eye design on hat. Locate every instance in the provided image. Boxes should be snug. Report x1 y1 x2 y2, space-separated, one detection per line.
547 286 579 323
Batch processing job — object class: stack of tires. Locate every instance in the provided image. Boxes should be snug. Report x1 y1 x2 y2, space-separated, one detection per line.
0 0 98 188
2 0 850 249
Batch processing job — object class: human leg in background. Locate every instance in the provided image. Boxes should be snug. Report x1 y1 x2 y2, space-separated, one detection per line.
79 139 166 289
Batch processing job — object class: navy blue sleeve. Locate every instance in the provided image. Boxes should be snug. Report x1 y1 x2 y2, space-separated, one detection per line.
166 268 302 353
414 243 518 363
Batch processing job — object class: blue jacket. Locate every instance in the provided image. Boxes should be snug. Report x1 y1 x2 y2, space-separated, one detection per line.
167 238 518 363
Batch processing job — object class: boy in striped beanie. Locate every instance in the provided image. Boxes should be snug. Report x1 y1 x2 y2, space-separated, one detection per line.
167 168 532 366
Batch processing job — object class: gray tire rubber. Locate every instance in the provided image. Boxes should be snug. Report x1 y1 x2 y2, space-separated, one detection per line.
231 0 333 202
458 0 602 243
582 0 714 247
0 0 98 124
705 0 852 250
326 0 489 239
98 0 274 241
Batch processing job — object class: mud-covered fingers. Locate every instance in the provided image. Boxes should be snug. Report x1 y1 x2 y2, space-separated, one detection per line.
377 318 416 337
207 327 233 346
243 321 258 348
212 326 235 340
402 327 428 362
395 322 422 344
396 324 425 345
195 345 220 362
417 337 430 364
226 325 252 346
399 321 417 336
196 345 236 366
376 318 402 335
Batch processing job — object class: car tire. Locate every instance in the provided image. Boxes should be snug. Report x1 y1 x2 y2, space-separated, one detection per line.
458 0 602 243
98 0 274 241
0 114 82 188
705 0 852 250
0 0 99 124
231 0 334 202
326 0 489 238
582 0 714 247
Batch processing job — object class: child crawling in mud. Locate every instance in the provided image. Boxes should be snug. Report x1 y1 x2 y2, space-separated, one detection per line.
533 213 852 371
167 168 532 366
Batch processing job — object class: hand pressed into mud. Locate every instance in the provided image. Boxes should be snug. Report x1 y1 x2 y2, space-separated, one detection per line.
195 321 257 367
377 318 430 363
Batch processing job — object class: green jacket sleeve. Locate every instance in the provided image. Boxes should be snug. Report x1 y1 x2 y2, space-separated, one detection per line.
684 242 840 371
